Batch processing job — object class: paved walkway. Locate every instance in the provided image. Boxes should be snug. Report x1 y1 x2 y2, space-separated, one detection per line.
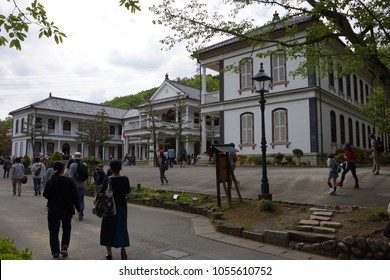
0 164 388 260
122 164 390 208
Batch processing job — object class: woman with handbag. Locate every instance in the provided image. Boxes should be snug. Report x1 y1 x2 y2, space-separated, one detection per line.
99 159 131 260
43 161 80 259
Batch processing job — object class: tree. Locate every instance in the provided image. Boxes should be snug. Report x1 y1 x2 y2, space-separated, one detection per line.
20 116 52 157
75 109 112 158
150 0 390 101
143 101 161 167
0 0 141 50
360 87 390 135
0 117 12 156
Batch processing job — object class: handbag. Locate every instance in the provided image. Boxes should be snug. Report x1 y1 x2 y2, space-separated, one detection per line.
92 177 116 218
20 176 28 184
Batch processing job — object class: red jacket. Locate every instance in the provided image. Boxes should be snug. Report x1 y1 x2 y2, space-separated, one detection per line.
344 149 356 162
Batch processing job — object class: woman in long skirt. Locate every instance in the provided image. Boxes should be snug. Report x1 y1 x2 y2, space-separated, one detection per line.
100 159 131 260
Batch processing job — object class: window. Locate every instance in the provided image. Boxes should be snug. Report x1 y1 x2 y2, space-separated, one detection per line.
355 121 360 147
240 113 254 146
15 119 19 134
348 118 353 145
330 111 337 143
340 115 345 144
33 142 41 156
362 123 366 148
272 109 288 143
63 120 71 132
353 75 358 102
239 58 253 91
194 112 200 124
328 59 335 88
48 119 55 131
35 117 43 129
271 54 286 83
109 125 115 135
47 142 54 155
338 67 343 93
365 84 369 103
346 75 351 98
360 80 364 104
21 118 25 132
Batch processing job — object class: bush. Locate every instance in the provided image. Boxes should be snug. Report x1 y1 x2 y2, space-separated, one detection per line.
0 238 32 260
258 199 275 212
22 155 31 168
47 151 64 166
271 153 284 165
292 149 304 162
253 156 263 165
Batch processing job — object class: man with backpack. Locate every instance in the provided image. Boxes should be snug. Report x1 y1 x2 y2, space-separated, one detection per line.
68 152 88 221
31 156 46 196
370 133 383 175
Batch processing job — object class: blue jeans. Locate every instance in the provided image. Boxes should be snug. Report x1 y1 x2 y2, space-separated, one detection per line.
77 187 85 218
47 207 73 255
33 177 42 194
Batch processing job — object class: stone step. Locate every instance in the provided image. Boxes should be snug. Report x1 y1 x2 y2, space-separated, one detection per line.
309 207 328 212
312 211 333 217
296 225 314 232
320 221 342 228
310 215 331 221
298 219 320 226
287 230 336 243
313 226 337 234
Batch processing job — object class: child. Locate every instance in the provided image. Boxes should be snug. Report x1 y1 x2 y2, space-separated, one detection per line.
326 153 339 195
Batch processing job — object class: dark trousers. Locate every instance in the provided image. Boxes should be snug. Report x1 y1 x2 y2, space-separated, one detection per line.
340 161 359 184
47 207 73 255
77 187 85 217
3 169 9 178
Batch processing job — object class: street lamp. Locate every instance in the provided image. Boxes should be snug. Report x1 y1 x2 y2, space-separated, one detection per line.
252 62 272 201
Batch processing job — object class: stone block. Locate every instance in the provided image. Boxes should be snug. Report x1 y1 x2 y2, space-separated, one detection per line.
264 230 289 247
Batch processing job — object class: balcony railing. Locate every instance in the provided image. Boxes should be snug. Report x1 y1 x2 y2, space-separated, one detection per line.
202 91 220 104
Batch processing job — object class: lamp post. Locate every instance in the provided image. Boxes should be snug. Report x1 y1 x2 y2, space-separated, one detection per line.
252 63 272 201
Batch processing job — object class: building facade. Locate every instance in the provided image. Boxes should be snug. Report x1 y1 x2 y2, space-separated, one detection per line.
197 15 383 164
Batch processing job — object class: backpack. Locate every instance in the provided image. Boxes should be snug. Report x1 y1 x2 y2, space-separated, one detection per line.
34 163 42 176
75 162 89 181
375 139 384 153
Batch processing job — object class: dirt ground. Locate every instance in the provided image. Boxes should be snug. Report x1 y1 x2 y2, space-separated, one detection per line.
219 198 390 241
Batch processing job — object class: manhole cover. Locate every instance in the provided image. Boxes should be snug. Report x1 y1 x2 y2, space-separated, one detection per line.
161 249 188 259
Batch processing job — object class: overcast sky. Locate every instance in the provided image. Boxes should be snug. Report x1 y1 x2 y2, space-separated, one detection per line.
0 0 278 120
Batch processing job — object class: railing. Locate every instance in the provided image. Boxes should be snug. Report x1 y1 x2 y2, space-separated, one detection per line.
202 91 220 104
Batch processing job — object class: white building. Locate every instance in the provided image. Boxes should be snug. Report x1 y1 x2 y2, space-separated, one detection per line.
197 14 381 164
9 93 127 160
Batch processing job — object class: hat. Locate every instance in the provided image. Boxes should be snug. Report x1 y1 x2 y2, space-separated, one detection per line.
73 152 82 159
97 163 104 168
159 150 164 154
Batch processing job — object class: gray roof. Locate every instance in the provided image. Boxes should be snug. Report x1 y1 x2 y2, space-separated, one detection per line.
198 15 314 54
9 95 130 119
168 80 201 100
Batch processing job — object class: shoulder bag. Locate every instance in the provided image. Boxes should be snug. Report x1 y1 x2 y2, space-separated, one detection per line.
92 177 116 218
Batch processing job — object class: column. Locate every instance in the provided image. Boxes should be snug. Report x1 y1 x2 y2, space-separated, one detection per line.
201 113 207 154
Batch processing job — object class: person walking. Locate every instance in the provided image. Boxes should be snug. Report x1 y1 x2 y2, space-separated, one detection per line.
68 152 88 221
167 146 176 168
326 153 338 195
3 157 12 178
369 133 380 175
178 144 187 168
157 150 168 185
31 156 46 196
43 161 80 259
229 143 240 187
94 163 106 195
9 157 25 196
338 143 359 189
100 159 131 260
